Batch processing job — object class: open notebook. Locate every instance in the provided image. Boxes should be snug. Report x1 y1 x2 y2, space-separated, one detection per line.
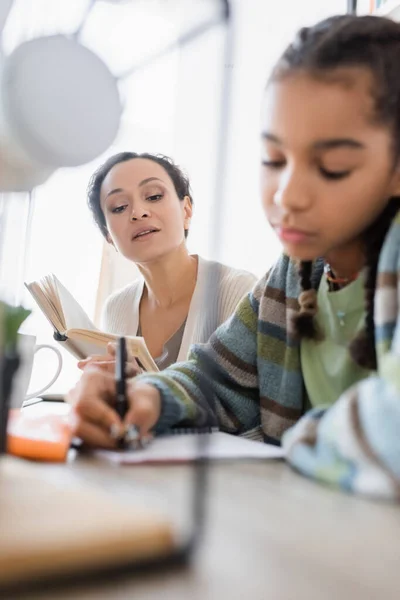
96 431 285 464
24 273 158 371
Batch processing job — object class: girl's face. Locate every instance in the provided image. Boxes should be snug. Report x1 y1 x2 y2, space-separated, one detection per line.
261 70 400 262
100 158 192 264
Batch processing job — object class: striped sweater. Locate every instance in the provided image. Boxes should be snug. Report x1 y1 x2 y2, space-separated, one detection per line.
139 212 400 499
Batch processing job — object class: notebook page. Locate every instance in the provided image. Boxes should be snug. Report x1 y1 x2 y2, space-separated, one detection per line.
95 432 285 464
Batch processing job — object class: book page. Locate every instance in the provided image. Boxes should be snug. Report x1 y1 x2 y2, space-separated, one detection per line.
126 336 159 372
65 330 159 371
96 432 285 464
24 281 66 333
54 276 98 332
41 275 65 327
25 274 97 336
57 335 109 361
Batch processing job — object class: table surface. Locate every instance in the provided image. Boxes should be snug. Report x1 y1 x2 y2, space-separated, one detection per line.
6 402 400 600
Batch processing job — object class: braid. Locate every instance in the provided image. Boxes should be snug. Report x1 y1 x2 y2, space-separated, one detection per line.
292 260 321 340
350 198 400 370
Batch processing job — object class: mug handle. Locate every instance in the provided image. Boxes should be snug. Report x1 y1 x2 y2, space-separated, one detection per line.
25 344 63 401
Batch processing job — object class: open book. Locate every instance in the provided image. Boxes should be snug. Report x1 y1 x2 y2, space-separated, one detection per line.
24 274 158 372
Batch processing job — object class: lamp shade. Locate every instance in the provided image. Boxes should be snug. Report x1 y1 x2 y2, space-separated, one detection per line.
0 35 122 191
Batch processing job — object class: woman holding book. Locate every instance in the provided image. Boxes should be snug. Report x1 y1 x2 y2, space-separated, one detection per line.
79 152 256 372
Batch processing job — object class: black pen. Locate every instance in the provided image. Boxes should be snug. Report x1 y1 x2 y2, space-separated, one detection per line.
115 336 128 420
113 336 141 449
113 337 129 449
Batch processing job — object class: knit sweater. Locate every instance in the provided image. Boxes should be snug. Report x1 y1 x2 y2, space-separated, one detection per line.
102 256 257 363
139 212 400 500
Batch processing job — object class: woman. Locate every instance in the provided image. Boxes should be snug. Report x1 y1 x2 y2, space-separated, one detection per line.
79 152 256 371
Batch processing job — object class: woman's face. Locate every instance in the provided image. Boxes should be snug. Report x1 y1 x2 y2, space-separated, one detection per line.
100 158 192 263
260 70 400 262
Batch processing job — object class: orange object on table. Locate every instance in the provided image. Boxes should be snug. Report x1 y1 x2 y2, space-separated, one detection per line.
6 408 73 462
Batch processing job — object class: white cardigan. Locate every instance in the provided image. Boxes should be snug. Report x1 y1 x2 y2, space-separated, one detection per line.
101 256 257 363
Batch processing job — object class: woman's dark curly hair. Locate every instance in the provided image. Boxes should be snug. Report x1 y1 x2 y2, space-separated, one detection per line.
87 152 193 240
270 14 400 370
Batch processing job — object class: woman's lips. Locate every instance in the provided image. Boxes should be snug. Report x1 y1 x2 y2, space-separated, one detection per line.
132 228 160 242
275 226 316 244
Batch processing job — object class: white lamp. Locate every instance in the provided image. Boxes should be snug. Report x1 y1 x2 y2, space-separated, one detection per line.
0 34 121 191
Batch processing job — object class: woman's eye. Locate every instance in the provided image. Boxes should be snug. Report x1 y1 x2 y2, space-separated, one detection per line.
320 167 351 181
262 160 285 169
111 205 127 214
146 194 163 202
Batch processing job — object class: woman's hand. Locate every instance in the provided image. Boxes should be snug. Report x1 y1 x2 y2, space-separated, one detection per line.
67 367 161 448
77 342 143 377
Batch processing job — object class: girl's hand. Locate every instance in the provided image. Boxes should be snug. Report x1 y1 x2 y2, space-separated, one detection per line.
77 342 143 377
67 368 161 448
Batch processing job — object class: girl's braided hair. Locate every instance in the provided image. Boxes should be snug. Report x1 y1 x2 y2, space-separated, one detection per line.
271 15 400 369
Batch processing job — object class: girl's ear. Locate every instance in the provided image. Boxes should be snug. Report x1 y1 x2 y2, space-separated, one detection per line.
106 232 115 247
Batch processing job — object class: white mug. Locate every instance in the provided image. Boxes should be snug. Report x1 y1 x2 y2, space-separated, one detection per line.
10 333 63 408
